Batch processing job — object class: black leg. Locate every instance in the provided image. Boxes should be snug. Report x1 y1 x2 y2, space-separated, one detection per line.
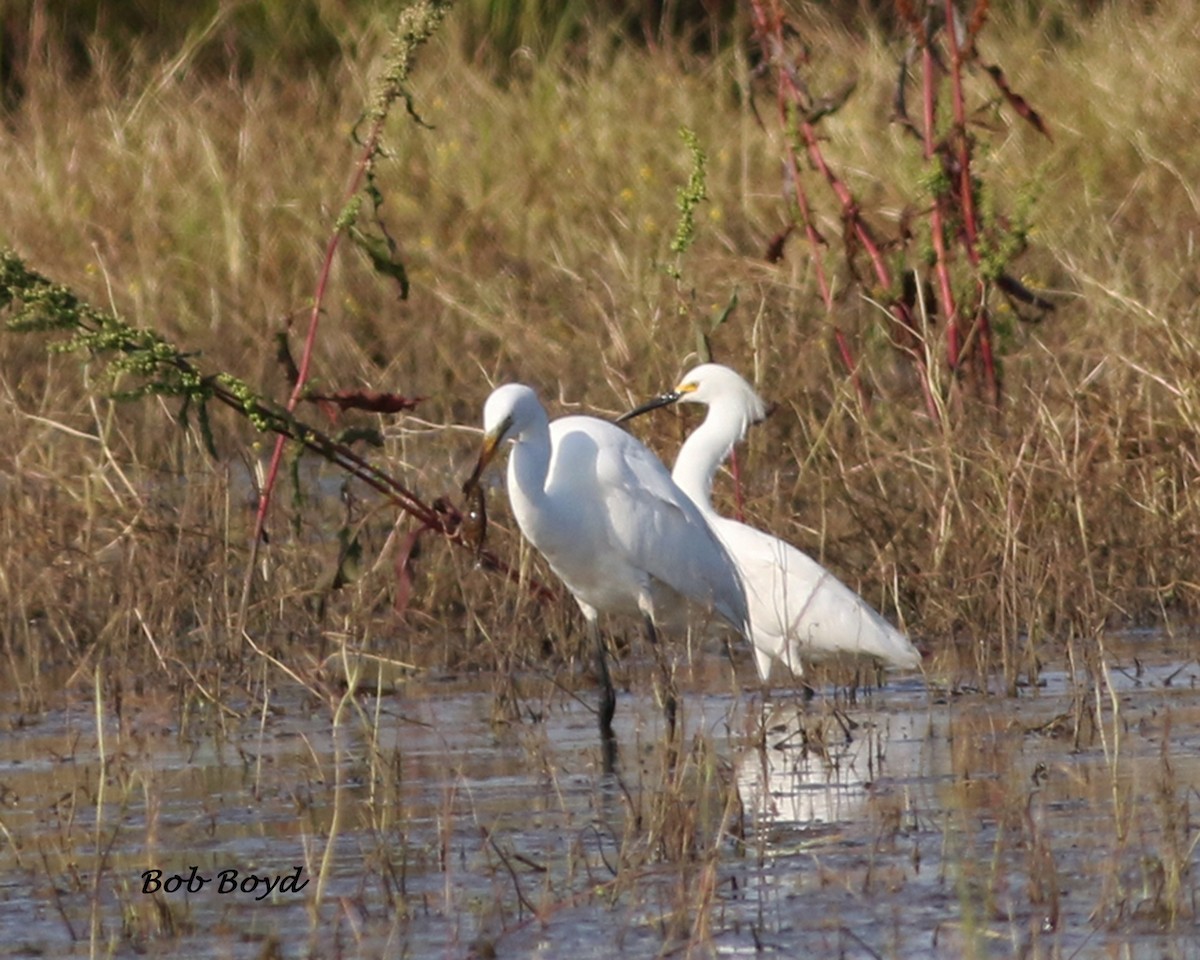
590 621 618 773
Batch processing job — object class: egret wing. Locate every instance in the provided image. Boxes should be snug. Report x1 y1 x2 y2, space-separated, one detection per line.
581 418 749 634
716 517 919 670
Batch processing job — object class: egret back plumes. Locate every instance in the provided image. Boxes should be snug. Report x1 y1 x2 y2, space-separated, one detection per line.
465 384 751 758
620 364 921 681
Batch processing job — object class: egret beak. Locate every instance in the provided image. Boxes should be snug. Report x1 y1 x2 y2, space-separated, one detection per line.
462 415 512 494
615 390 683 424
462 433 500 495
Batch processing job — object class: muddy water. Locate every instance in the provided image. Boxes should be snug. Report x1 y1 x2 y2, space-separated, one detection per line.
1 646 1199 958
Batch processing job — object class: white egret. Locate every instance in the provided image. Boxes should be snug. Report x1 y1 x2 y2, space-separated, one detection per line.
464 383 750 760
619 364 921 682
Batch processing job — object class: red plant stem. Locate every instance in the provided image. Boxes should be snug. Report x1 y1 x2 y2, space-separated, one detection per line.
798 123 892 293
919 29 961 370
944 1 1000 403
805 124 947 419
237 114 391 628
944 0 980 261
787 139 834 310
975 300 1000 404
257 118 387 525
750 0 941 422
797 116 945 418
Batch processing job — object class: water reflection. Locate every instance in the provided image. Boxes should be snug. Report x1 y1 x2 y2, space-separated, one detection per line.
736 696 939 829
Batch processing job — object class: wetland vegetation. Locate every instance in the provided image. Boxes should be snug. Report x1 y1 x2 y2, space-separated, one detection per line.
2 1 1200 956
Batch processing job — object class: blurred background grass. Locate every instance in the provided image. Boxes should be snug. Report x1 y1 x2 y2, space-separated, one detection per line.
2 0 1199 693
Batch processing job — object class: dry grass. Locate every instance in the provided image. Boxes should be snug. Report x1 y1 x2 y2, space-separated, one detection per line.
3 3 1199 694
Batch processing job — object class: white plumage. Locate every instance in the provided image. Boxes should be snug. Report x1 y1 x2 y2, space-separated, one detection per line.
620 364 921 681
466 383 751 753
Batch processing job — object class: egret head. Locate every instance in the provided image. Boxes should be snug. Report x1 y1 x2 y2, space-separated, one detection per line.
463 384 542 493
618 363 766 425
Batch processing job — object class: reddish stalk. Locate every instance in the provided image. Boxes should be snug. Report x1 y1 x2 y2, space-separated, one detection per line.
945 0 981 259
798 117 939 417
750 0 940 421
975 302 1001 405
159 356 553 602
754 1 1043 416
750 0 876 413
236 118 391 631
235 0 456 629
943 0 1001 404
798 122 893 295
788 144 834 311
918 27 961 372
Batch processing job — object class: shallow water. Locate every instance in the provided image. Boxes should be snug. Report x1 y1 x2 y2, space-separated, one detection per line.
2 644 1199 958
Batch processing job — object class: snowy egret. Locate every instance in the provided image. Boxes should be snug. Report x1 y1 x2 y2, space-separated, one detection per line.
619 364 921 681
463 383 750 760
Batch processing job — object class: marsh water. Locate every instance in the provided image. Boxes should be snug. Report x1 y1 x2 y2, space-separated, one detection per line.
2 638 1199 958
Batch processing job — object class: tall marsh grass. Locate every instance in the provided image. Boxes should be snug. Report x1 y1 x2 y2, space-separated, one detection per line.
2 0 1199 700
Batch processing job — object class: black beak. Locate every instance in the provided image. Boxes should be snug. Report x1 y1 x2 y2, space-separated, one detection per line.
615 390 682 424
461 454 487 496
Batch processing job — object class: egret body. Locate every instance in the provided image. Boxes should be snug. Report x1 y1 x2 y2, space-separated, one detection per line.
466 383 750 757
620 364 921 681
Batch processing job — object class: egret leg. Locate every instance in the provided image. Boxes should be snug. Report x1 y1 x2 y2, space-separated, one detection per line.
588 618 618 772
642 616 678 744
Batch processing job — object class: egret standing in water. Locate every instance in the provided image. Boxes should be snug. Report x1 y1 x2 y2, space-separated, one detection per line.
619 364 921 682
464 383 750 764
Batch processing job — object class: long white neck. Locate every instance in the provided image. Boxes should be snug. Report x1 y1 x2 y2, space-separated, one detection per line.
505 411 558 541
672 402 750 515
